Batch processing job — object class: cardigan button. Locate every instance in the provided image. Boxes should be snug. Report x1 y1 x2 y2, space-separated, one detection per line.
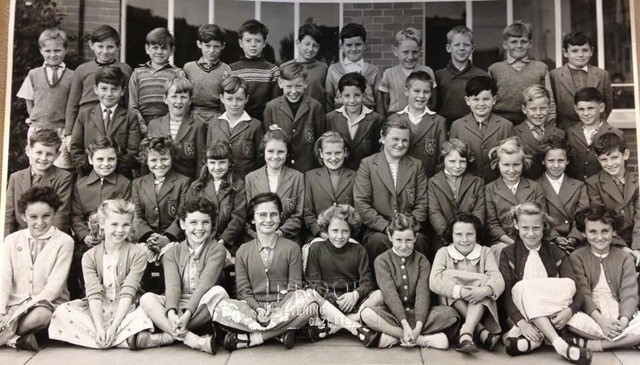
17 247 22 251
402 275 407 279
404 297 408 301
404 286 408 289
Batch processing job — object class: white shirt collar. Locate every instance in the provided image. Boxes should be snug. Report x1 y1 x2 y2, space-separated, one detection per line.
526 120 545 131
188 241 205 258
447 244 482 264
503 179 520 193
24 226 56 240
342 58 365 68
397 105 436 122
218 111 252 128
42 62 66 70
507 55 530 64
526 243 542 252
336 105 372 124
546 172 564 185
101 104 118 114
568 64 589 72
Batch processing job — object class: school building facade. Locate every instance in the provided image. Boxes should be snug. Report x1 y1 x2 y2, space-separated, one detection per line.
54 0 639 168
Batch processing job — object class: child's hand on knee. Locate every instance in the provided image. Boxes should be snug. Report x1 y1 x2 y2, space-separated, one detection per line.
517 320 543 343
550 308 572 329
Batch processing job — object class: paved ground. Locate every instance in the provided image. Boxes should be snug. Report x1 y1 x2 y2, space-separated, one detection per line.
0 333 637 365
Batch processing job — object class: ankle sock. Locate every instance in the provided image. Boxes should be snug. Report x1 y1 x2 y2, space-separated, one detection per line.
249 332 264 346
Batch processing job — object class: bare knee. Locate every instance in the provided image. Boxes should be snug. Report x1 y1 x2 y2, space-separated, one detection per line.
17 307 52 334
360 307 377 326
139 292 160 311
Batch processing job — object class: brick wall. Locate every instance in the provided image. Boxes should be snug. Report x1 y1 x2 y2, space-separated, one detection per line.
343 2 424 70
622 129 638 174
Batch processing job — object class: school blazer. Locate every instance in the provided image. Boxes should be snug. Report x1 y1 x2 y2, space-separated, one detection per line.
586 171 639 245
565 121 623 180
4 167 73 237
513 123 565 180
245 166 305 240
538 174 588 240
131 170 192 241
449 113 514 183
549 64 613 129
354 152 428 233
263 95 325 173
183 178 247 252
206 116 264 179
427 172 485 238
303 167 356 236
326 110 384 171
485 177 545 243
69 104 141 176
147 113 207 179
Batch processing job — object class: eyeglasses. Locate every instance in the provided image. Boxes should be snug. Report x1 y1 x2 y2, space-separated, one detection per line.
254 212 280 219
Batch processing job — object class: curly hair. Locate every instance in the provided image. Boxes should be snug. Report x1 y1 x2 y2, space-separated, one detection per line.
489 136 532 171
17 186 63 214
137 135 176 163
506 201 557 237
87 199 138 243
317 204 362 236
574 205 623 234
387 213 419 236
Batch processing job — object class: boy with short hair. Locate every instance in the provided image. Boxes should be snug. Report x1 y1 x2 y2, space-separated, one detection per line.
325 72 384 171
4 130 73 237
17 28 74 170
147 77 206 179
65 25 132 137
225 19 279 120
550 30 613 130
129 27 185 133
387 71 446 178
379 27 436 117
450 76 514 183
514 85 565 180
325 23 382 115
488 21 556 125
69 66 141 178
586 132 639 248
565 87 623 180
281 23 327 106
434 25 488 126
263 62 325 173
183 24 231 123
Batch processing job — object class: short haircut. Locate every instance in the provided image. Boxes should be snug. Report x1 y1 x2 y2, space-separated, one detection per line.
574 205 623 234
198 23 226 43
192 140 236 192
17 186 63 214
317 204 362 236
489 136 532 170
381 118 411 139
387 213 419 236
503 20 533 41
314 130 347 165
164 76 193 96
540 134 570 157
563 30 592 49
405 70 433 88
445 212 483 244
260 126 292 160
247 192 283 229
298 23 322 44
441 138 475 163
465 76 497 97
138 135 176 162
88 199 137 242
205 139 234 162
593 132 627 156
28 129 62 150
574 87 604 104
94 65 125 87
337 72 366 93
178 198 216 221
87 136 120 158
238 19 268 39
508 201 556 235
146 27 175 47
522 84 550 106
279 62 307 81
340 23 366 43
220 76 247 95
38 28 68 48
395 27 422 47
90 24 120 45
446 25 474 44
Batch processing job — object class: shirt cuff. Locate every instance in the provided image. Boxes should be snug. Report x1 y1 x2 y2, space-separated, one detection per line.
453 285 462 300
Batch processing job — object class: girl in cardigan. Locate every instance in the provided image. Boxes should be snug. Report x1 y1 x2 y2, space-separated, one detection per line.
429 212 504 353
427 138 485 246
0 187 74 351
138 199 229 353
245 127 304 243
361 213 459 349
213 193 378 350
498 202 591 364
49 199 154 349
566 206 640 351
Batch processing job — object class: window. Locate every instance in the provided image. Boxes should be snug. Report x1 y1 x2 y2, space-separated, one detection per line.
215 0 256 64
423 2 466 70
513 0 556 69
261 2 295 64
299 2 340 64
472 0 507 70
173 0 208 67
603 0 634 108
125 0 168 69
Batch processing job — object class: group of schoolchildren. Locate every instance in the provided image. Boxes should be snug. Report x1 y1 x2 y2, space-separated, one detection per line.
1 14 639 365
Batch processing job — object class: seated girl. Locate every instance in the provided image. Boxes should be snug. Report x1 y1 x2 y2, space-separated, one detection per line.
245 127 304 243
429 212 504 354
213 193 378 351
304 131 356 239
428 139 485 246
566 205 640 351
0 187 74 351
49 199 154 350
499 201 591 365
361 213 459 349
138 199 229 354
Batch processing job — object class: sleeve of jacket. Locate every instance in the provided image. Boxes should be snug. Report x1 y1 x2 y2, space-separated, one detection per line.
71 182 90 242
194 122 207 177
220 181 248 249
69 116 89 174
569 183 589 240
354 159 389 233
279 175 305 239
125 112 142 170
586 177 604 206
132 179 154 241
485 184 507 242
412 164 429 228
64 69 84 135
53 172 73 233
303 172 320 237
427 180 448 237
472 180 487 225
128 71 145 125
4 175 17 237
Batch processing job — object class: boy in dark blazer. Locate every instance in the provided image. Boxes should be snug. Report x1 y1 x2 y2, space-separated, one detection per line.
69 66 140 177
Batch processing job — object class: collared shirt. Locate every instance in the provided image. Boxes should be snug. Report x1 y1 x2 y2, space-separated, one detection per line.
101 104 118 126
526 120 545 141
169 118 182 140
31 170 44 186
444 170 462 199
507 55 530 64
503 179 520 195
523 243 548 280
389 162 399 190
196 56 222 72
17 63 68 100
397 105 436 125
257 236 277 267
45 62 66 84
568 64 589 72
336 105 373 139
154 177 165 195
545 173 564 195
24 225 55 263
583 121 603 145
342 59 366 74
448 244 483 299
183 242 205 294
218 110 252 129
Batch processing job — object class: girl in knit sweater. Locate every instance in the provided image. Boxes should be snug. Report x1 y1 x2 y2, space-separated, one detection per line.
429 212 504 353
566 205 640 351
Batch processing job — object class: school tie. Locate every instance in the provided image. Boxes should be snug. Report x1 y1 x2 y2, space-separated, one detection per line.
47 65 60 84
104 108 112 132
478 121 485 136
532 126 544 142
31 173 43 186
154 177 164 195
29 238 46 263
614 178 624 193
510 185 517 195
